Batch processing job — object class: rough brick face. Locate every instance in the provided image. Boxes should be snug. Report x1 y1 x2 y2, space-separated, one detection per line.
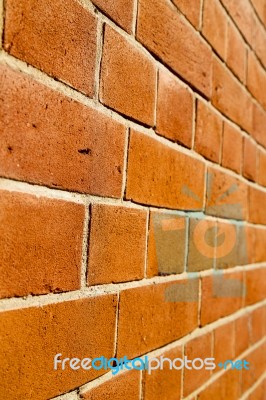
222 122 243 174
0 65 126 197
172 0 201 28
100 25 156 126
0 191 85 299
247 51 266 110
91 0 134 33
243 137 257 182
137 0 212 97
87 204 147 285
156 69 193 148
226 21 246 83
249 187 266 224
258 149 266 186
4 0 97 96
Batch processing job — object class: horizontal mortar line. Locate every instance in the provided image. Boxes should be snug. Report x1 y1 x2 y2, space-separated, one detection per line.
0 264 265 312
1 52 266 194
51 391 79 400
240 370 266 400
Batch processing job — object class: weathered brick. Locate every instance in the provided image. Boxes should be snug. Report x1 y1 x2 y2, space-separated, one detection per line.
4 0 97 96
212 58 252 133
0 190 84 299
87 204 147 285
258 149 266 186
172 0 201 28
117 279 199 358
100 25 156 126
195 101 223 162
249 187 266 224
147 211 186 277
222 122 243 174
245 267 266 305
0 296 117 400
91 0 134 33
247 51 266 110
126 130 205 210
202 0 227 59
206 166 248 220
226 20 246 83
156 69 193 148
0 65 126 197
137 0 212 97
243 137 257 182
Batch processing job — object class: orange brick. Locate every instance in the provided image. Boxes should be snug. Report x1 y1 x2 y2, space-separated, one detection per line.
87 204 147 285
156 69 193 148
172 0 201 28
183 333 212 397
254 228 266 263
226 20 246 83
117 279 199 358
247 51 266 110
81 370 140 400
201 271 244 325
222 122 243 174
212 58 252 134
202 0 227 59
198 368 241 400
247 378 266 400
206 166 248 220
241 342 266 394
147 211 187 277
245 268 266 305
187 217 216 272
0 65 126 197
126 130 205 210
234 314 250 356
0 191 84 299
100 25 156 126
195 101 223 162
250 0 266 26
143 347 182 400
249 187 266 224
0 296 117 400
250 306 266 344
214 322 235 370
258 149 266 186
252 102 266 148
253 22 266 69
91 0 134 33
243 137 257 182
4 0 97 96
137 0 212 97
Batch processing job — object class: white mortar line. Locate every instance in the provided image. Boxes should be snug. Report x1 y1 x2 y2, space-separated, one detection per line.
80 205 90 289
240 370 266 399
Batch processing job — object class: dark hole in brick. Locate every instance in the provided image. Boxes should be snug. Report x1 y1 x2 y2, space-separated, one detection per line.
78 148 91 155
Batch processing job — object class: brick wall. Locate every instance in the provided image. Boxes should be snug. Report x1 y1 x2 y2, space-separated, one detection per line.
0 0 266 399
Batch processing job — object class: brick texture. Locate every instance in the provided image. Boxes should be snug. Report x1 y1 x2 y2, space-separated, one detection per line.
91 0 134 33
222 123 243 174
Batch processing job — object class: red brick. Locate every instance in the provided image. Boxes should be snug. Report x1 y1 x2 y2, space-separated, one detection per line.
195 101 223 162
126 130 205 210
206 166 248 220
100 25 156 126
250 0 266 26
81 370 140 400
4 0 97 96
201 271 244 325
250 306 266 344
183 333 212 397
245 268 266 305
252 102 266 148
137 0 212 97
258 149 266 187
226 21 246 83
249 187 266 224
222 122 243 174
117 279 199 358
0 191 84 299
202 0 227 59
198 368 241 400
147 211 186 277
91 0 134 33
87 204 147 285
247 51 266 110
143 347 182 400
243 137 257 182
156 69 193 148
0 296 117 400
187 217 216 272
0 65 125 197
213 322 235 370
247 378 266 400
234 314 250 356
172 0 201 28
241 341 266 394
212 58 252 133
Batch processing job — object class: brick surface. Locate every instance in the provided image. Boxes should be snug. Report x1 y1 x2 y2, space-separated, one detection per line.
253 22 266 69
137 0 212 97
0 191 85 299
156 69 193 148
87 204 147 285
247 51 266 110
0 296 117 400
100 25 156 126
126 130 205 210
213 322 235 369
243 137 257 182
249 187 266 224
250 0 266 26
241 341 266 394
245 268 266 305
198 368 241 400
234 314 250 356
252 103 266 148
117 279 199 358
247 378 266 400
4 0 97 96
195 101 223 162
258 149 266 186
0 65 126 197
172 0 201 28
222 122 243 174
250 306 266 344
91 0 134 32
226 21 246 83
